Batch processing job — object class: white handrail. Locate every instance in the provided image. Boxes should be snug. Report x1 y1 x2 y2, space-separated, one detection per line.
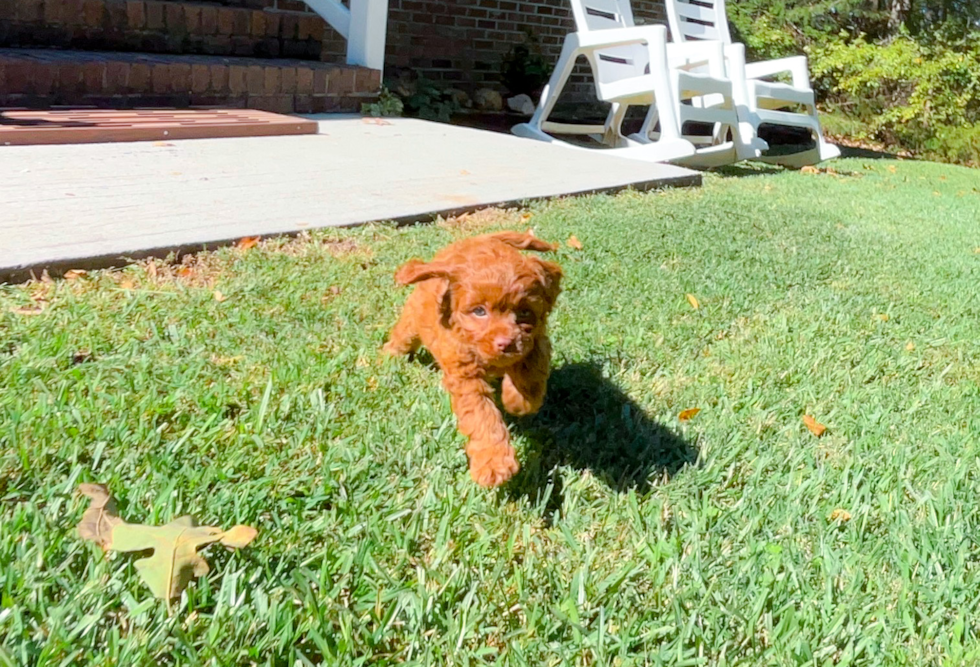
302 0 388 72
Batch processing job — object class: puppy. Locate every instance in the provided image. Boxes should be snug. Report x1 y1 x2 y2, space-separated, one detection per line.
383 230 563 487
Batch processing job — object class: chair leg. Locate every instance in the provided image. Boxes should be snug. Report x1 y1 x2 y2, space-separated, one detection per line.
511 41 578 142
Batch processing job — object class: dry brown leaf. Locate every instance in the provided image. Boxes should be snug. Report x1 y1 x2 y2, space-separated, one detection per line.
828 508 852 523
933 191 942 196
877 313 889 321
567 235 583 250
146 261 158 279
800 165 820 174
120 277 136 290
77 483 124 550
974 248 980 254
886 165 897 173
153 141 175 147
905 341 916 352
803 414 827 437
361 117 392 125
678 408 701 422
213 290 228 302
236 236 260 251
9 303 46 316
460 169 471 176
520 212 532 223
176 266 195 279
686 293 700 310
64 269 87 281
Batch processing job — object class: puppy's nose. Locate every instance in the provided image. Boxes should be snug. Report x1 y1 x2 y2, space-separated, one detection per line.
494 335 518 354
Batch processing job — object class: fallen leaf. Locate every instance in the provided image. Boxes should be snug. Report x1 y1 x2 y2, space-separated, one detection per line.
213 290 228 302
877 313 889 321
933 191 942 196
801 165 819 174
111 516 257 600
146 261 158 279
9 303 46 316
975 248 980 254
567 235 583 250
828 508 851 523
120 277 136 290
686 293 700 310
153 141 175 147
803 414 827 437
361 117 392 125
825 166 838 176
236 236 260 251
77 484 258 600
905 341 916 351
77 483 124 551
678 408 701 421
71 350 94 365
64 269 87 281
520 212 532 223
176 266 194 279
886 165 897 174
460 169 471 176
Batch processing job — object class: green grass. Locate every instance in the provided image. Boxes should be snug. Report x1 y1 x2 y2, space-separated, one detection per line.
2 158 980 666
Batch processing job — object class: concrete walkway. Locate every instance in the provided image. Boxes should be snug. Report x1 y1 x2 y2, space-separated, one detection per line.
0 115 700 280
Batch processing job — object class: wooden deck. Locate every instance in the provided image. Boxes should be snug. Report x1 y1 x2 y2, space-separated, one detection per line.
0 115 700 280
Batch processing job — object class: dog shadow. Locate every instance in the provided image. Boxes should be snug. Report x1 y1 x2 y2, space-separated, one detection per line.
507 361 698 515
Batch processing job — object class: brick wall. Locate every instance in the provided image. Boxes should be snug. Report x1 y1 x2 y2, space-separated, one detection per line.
385 0 667 96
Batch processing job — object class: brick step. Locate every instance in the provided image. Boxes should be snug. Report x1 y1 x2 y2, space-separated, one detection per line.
0 48 380 113
0 0 345 62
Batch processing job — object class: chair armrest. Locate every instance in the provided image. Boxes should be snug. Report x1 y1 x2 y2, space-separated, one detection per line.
744 55 811 89
665 39 726 77
573 24 669 51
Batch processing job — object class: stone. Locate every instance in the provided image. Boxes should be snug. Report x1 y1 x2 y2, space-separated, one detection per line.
507 93 536 117
473 88 503 112
447 88 472 109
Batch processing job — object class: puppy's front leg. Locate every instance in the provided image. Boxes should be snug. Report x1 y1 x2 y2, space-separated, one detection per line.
442 374 519 487
502 337 551 417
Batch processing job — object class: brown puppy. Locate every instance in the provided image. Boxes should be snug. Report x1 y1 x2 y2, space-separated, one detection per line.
383 230 563 487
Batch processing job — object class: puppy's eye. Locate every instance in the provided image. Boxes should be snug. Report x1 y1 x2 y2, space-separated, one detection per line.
471 306 488 317
516 308 535 322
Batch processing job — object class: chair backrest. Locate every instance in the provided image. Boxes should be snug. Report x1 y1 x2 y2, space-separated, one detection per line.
568 0 649 87
664 0 733 43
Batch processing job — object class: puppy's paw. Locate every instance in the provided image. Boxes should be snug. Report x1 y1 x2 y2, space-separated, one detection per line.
501 376 545 416
468 443 520 488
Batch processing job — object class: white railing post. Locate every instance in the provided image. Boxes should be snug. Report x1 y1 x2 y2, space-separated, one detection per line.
347 0 389 72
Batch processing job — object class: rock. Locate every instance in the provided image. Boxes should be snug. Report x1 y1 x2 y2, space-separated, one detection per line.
473 88 503 112
507 93 536 116
447 88 472 109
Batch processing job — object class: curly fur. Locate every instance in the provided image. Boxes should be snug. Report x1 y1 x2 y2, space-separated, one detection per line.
383 230 563 487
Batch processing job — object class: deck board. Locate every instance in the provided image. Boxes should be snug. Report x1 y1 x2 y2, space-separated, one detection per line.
0 115 700 280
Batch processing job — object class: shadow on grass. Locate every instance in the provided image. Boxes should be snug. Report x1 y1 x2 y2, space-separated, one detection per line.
506 361 698 518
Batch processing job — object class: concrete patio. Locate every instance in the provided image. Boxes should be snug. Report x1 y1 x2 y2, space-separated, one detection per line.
0 114 700 281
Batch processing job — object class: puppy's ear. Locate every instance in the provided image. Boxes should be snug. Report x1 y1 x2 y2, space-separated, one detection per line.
489 230 557 253
533 258 563 308
394 259 455 285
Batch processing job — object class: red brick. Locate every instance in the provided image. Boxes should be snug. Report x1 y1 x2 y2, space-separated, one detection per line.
200 5 217 34
264 11 280 37
4 61 32 94
105 61 129 93
263 67 281 95
246 65 264 93
190 64 210 93
164 3 182 30
169 63 191 93
0 0 14 20
43 0 67 25
279 67 297 94
329 68 355 96
232 9 250 36
293 94 314 113
144 1 164 30
151 63 170 93
105 1 127 32
312 69 328 95
125 0 144 29
82 62 106 93
280 15 299 39
217 7 235 35
15 0 44 22
228 64 247 94
295 67 313 93
210 64 229 93
183 4 201 32
59 63 84 95
311 95 340 113
250 11 266 36
128 62 150 91
34 63 56 95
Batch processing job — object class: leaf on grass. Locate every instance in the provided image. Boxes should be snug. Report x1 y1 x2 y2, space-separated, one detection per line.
76 485 258 600
176 266 195 279
146 261 158 279
686 293 700 310
800 165 820 174
828 508 851 523
520 212 532 223
77 483 124 550
9 302 47 316
120 277 136 290
213 290 228 302
886 165 897 174
803 414 827 437
566 235 583 250
64 269 87 281
974 248 980 254
678 408 701 422
236 236 260 251
905 341 915 351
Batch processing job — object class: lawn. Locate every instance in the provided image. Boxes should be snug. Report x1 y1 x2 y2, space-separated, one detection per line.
2 157 979 666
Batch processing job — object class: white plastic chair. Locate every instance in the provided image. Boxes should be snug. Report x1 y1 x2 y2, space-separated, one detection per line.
665 0 841 167
512 0 761 165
